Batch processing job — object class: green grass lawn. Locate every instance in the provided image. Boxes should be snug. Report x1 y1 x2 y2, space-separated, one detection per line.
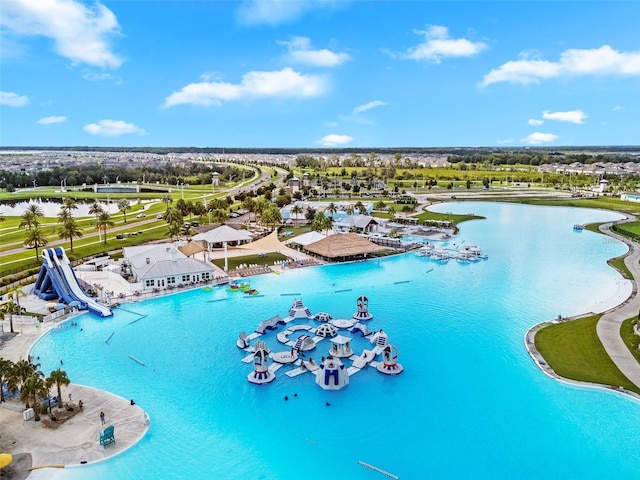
535 315 640 394
621 317 640 363
211 252 288 271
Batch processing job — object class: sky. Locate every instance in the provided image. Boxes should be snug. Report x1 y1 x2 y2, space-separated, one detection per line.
1 0 639 149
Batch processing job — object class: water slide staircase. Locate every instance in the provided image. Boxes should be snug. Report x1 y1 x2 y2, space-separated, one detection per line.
33 247 112 317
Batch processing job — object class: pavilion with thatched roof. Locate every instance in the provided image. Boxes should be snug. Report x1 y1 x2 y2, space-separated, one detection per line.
303 233 386 261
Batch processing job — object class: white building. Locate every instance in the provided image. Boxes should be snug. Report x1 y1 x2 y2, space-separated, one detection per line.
123 244 216 291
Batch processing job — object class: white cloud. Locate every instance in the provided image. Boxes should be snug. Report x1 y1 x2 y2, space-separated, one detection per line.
278 36 350 67
83 71 116 82
481 45 640 86
1 0 122 68
319 133 353 146
521 132 558 145
37 115 66 125
353 100 388 115
164 67 326 108
236 0 341 26
0 91 29 107
83 119 146 136
542 110 587 124
403 25 487 63
612 105 624 111
528 119 543 126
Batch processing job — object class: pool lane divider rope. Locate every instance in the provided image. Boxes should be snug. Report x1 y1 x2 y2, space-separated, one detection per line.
280 293 301 296
357 461 399 479
206 298 229 302
128 355 145 366
393 280 412 284
334 289 353 293
104 332 114 344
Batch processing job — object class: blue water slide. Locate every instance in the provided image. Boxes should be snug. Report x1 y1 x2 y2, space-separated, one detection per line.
33 267 47 295
42 249 76 305
50 248 112 317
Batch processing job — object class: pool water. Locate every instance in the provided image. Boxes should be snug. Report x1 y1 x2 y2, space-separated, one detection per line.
31 202 640 479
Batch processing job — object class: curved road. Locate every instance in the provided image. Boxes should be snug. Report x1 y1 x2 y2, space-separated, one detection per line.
596 216 640 386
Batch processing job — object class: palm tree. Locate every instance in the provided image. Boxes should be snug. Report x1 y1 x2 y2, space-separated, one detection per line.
345 204 355 216
20 374 48 421
261 205 282 230
8 286 24 312
46 369 70 406
290 204 303 226
24 226 48 260
97 212 116 244
210 209 227 225
162 193 173 210
241 197 256 223
117 199 130 223
0 301 20 333
20 204 44 230
0 358 14 403
58 217 83 251
354 201 366 215
11 359 38 407
326 202 338 218
60 198 78 216
88 201 104 223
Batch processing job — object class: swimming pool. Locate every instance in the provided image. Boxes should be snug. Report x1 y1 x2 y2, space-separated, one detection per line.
31 202 640 479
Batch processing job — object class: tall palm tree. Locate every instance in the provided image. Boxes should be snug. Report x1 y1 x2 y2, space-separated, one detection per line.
46 369 70 405
58 217 83 251
326 202 338 218
60 198 78 216
117 199 130 223
210 209 227 225
8 286 24 311
20 374 48 421
11 359 38 407
162 193 173 210
24 226 48 260
20 204 44 230
0 358 14 403
354 200 367 215
290 204 303 226
88 201 104 223
345 204 355 216
97 211 115 244
0 301 20 333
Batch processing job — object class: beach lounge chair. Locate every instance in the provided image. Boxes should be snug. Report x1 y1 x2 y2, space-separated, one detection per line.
100 425 115 448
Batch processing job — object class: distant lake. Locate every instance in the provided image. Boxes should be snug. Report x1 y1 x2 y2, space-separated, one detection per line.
0 199 119 217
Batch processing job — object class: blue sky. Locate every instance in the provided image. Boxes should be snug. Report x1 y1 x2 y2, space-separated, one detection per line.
1 1 639 148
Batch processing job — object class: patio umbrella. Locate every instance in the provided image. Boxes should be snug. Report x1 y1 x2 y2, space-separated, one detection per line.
54 303 66 310
0 453 12 468
68 301 81 308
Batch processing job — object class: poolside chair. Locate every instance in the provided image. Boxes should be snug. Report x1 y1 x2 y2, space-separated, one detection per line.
99 425 115 448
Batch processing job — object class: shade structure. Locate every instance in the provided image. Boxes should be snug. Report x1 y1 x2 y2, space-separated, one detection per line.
68 300 82 308
0 453 12 468
54 303 66 310
304 233 385 260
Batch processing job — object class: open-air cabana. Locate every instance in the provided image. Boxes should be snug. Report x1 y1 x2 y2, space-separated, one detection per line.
303 233 385 262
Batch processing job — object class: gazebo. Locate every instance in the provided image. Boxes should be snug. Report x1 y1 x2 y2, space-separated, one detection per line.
193 225 253 271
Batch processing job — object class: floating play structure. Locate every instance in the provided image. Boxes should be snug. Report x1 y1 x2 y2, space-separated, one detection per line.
237 297 403 390
415 242 488 262
33 247 112 317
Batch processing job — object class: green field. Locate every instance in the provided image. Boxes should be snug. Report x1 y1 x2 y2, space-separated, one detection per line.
535 316 640 394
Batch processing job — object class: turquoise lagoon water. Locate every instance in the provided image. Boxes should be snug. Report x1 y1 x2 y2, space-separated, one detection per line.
30 202 640 479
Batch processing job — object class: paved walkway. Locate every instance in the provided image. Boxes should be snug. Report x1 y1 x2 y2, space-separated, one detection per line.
595 216 640 387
